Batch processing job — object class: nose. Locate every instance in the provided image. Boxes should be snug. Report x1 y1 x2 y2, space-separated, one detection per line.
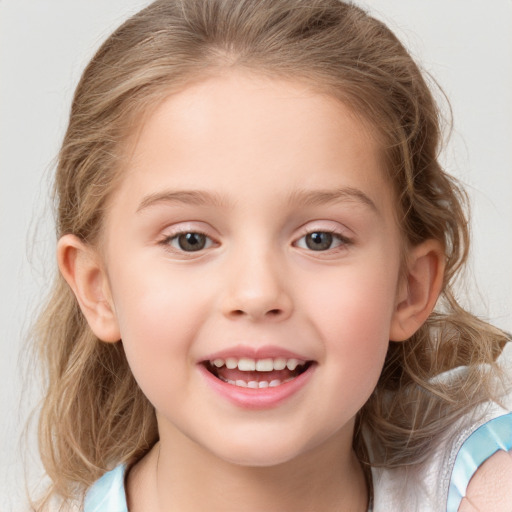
221 246 293 322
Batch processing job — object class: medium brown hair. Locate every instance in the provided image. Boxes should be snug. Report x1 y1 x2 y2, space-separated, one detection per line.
32 0 508 508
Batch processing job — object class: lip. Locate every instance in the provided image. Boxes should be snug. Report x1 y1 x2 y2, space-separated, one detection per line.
200 344 310 362
198 348 317 410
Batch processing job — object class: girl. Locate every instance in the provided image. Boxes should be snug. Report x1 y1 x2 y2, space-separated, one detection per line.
31 0 511 510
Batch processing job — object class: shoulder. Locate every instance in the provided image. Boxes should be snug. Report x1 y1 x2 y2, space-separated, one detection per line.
458 449 512 511
448 411 512 512
83 464 128 512
371 411 512 512
446 341 512 510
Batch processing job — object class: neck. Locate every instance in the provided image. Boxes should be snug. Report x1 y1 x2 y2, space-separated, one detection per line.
127 427 368 511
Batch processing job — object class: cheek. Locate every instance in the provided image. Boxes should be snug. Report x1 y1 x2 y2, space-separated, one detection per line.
108 265 208 393
301 262 399 389
305 264 398 338
111 257 205 338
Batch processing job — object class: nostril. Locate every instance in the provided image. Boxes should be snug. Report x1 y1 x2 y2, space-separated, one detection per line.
228 308 283 319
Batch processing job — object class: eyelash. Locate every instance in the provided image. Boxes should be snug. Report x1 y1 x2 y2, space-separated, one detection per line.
159 230 216 253
293 229 352 253
159 228 352 255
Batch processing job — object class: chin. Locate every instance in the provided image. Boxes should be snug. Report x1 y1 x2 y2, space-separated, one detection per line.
203 430 320 469
219 449 301 468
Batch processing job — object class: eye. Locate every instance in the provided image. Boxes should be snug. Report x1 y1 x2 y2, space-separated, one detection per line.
164 232 214 252
295 231 349 251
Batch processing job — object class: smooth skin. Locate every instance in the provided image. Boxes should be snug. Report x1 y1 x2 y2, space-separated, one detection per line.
459 449 512 511
58 71 508 512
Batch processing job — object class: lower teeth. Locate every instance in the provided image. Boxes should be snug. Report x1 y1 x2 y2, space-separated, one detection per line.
211 362 311 389
222 377 290 388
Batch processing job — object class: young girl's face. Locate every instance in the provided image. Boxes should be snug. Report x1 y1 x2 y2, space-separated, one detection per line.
98 72 406 467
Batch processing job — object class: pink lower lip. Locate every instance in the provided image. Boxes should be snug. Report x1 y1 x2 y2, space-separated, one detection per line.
198 363 315 410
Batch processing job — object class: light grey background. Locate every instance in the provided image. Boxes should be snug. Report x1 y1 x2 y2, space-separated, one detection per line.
1 1 511 509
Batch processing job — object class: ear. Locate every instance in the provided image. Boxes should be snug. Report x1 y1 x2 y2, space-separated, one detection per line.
390 239 445 342
57 234 121 343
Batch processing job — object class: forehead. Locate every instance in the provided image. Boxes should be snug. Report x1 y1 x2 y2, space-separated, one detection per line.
117 71 394 214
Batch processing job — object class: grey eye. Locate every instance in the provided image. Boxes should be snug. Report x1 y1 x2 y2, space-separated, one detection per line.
295 231 347 252
172 232 209 252
304 232 334 251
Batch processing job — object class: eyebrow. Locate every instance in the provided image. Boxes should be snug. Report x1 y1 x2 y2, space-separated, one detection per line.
136 186 378 214
286 187 379 213
137 190 228 212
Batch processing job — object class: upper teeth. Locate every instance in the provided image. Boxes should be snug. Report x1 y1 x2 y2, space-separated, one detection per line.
211 357 304 372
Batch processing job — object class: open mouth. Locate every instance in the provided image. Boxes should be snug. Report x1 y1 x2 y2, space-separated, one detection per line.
203 357 313 389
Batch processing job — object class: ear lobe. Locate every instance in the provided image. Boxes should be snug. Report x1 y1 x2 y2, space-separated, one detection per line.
390 239 445 342
57 234 121 343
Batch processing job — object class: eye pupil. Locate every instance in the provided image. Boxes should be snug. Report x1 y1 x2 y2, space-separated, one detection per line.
178 233 206 251
306 232 333 251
